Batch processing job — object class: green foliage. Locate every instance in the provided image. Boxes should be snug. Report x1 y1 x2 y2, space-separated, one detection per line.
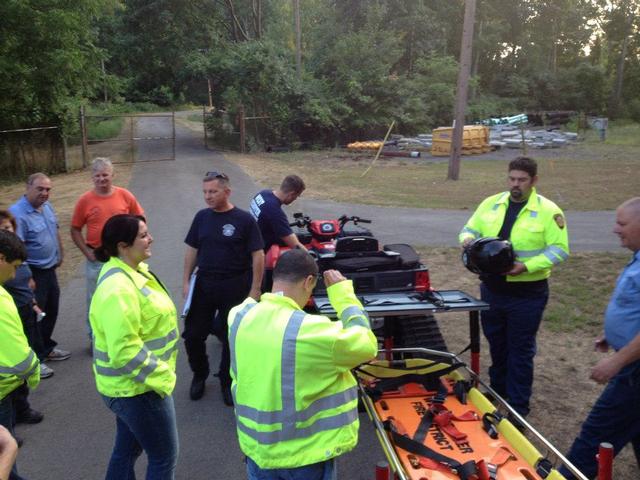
0 0 118 133
5 0 640 147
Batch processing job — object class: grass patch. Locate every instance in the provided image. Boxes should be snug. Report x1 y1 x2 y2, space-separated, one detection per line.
187 113 203 123
414 246 628 333
226 146 639 210
87 116 124 141
581 119 640 146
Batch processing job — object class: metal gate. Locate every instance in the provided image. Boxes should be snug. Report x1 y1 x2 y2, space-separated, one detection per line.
79 109 175 166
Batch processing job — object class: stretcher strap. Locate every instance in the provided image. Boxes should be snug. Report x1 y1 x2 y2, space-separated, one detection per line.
384 419 479 480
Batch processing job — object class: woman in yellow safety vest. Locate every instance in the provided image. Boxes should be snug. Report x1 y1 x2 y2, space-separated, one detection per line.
90 214 179 480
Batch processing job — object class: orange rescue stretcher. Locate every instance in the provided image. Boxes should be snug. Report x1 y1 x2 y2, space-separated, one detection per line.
354 348 589 480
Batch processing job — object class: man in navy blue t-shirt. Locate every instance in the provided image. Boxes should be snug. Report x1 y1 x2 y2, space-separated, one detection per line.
182 172 264 405
249 175 306 252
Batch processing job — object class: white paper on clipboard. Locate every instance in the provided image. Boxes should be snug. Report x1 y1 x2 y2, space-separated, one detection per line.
181 271 197 319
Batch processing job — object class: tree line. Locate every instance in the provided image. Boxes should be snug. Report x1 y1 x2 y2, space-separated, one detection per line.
1 0 639 145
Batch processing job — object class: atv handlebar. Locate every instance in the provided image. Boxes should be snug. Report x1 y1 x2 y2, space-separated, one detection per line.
338 215 372 227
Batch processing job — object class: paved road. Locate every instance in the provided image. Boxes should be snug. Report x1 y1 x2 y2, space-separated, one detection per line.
16 113 622 480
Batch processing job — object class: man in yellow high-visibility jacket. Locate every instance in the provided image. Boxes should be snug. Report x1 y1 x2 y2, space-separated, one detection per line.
459 157 569 417
228 249 378 479
0 229 40 480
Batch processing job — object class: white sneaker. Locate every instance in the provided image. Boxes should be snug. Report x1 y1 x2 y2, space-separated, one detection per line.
46 348 71 361
40 363 54 379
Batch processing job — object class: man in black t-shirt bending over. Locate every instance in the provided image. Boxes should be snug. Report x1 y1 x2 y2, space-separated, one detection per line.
182 172 264 405
249 174 306 252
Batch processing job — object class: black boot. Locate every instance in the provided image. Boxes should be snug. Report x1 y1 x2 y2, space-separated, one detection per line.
190 374 207 401
221 385 233 406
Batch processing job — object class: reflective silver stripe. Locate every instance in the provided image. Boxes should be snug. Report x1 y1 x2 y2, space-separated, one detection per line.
94 329 178 363
132 355 159 383
0 351 37 376
235 386 358 425
229 302 259 380
514 248 545 258
281 311 305 439
547 245 569 261
237 407 358 445
93 347 109 362
145 329 178 351
340 306 370 328
95 347 149 376
20 361 39 380
296 386 358 422
544 246 569 264
158 343 178 361
96 267 126 287
97 267 150 297
461 226 480 237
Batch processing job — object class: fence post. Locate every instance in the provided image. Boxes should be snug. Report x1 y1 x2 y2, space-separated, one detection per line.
62 130 70 172
203 105 207 148
239 104 246 153
130 115 135 163
172 110 176 161
80 106 89 168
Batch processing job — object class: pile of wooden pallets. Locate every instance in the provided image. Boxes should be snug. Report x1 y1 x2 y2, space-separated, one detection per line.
431 125 492 156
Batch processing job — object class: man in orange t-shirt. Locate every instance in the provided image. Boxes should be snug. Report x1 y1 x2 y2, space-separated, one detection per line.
70 157 144 337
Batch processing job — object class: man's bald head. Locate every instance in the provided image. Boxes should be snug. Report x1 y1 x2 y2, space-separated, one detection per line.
614 197 640 252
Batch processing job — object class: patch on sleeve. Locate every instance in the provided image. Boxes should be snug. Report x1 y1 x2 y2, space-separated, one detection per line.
553 214 565 229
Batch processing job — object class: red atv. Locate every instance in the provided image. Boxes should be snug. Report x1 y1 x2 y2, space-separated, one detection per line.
265 212 446 351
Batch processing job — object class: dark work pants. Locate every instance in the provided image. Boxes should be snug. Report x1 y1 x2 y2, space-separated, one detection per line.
182 271 251 387
480 283 548 417
30 267 60 356
12 303 45 418
1 391 25 480
559 362 640 479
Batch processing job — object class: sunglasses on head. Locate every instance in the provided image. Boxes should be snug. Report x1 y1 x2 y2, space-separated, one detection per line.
205 171 229 180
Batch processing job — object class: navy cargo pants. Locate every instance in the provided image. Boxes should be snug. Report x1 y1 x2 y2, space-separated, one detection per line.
558 361 640 479
480 283 548 417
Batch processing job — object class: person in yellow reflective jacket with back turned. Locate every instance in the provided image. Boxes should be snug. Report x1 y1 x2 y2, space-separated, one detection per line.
229 249 378 480
0 229 40 480
459 156 569 417
90 214 179 480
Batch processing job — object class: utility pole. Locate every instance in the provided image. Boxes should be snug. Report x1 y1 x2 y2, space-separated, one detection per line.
207 78 213 110
448 0 477 181
293 0 302 77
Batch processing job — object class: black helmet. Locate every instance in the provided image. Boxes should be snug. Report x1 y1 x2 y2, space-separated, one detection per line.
462 237 515 274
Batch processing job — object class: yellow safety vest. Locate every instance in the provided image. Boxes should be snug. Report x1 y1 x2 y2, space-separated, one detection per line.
0 286 39 400
90 257 179 398
228 280 378 469
459 188 569 282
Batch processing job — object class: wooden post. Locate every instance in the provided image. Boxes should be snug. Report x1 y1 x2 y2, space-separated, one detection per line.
172 110 176 161
203 105 207 147
80 106 89 168
130 115 135 163
239 105 246 153
207 78 213 109
448 0 477 181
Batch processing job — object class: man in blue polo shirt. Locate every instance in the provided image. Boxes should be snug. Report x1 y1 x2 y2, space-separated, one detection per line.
10 173 70 366
560 197 640 479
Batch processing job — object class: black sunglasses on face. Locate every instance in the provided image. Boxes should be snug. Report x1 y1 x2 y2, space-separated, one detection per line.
205 171 229 180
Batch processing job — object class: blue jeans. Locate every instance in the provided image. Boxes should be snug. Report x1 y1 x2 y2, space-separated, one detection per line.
101 392 178 480
559 362 640 479
246 457 336 480
0 392 24 480
480 283 548 416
